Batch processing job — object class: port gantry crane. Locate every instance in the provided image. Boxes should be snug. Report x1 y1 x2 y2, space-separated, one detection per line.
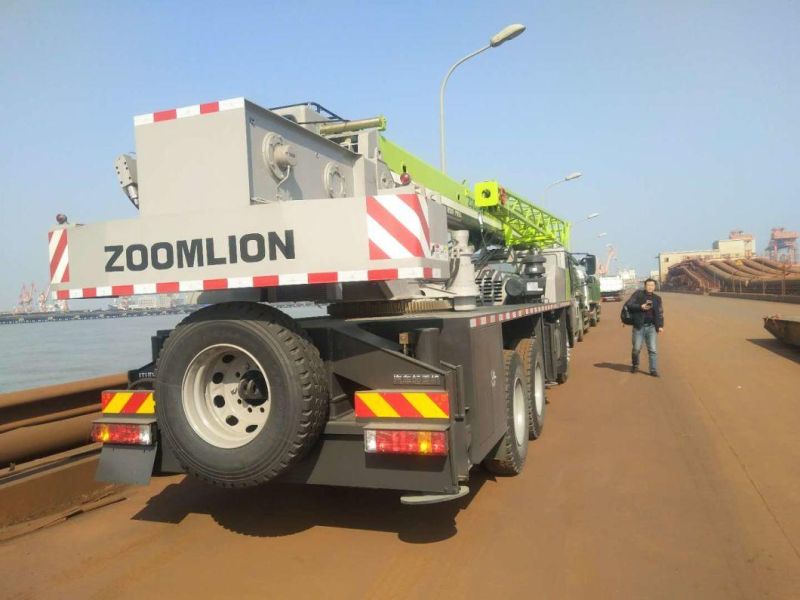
597 244 616 276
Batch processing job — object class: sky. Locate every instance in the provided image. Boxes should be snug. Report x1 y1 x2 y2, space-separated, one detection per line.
0 0 798 309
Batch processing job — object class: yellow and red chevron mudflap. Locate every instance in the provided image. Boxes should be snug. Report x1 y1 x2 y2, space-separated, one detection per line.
101 390 155 415
354 391 450 420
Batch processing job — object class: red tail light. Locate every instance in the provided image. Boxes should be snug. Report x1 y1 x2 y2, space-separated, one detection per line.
91 423 154 445
364 429 447 456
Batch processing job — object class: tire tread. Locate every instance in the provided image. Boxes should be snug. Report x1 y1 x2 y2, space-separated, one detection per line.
156 302 327 488
483 350 529 476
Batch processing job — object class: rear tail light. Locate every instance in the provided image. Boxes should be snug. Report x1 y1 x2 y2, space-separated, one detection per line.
91 423 154 446
364 430 447 456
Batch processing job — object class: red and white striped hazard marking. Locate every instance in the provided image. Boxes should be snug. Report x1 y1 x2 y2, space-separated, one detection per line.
48 229 69 284
53 266 445 300
133 97 245 126
469 302 571 328
367 194 431 260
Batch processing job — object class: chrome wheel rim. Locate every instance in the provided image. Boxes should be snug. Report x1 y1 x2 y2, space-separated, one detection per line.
533 363 545 417
182 344 271 449
513 376 526 445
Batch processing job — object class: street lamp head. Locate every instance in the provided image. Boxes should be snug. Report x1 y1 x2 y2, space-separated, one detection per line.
597 232 608 238
586 212 600 220
565 172 582 181
490 24 526 47
440 23 525 172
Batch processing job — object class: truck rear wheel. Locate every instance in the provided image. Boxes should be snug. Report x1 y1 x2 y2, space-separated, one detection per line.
513 337 546 440
576 310 585 342
155 302 327 487
483 350 530 475
590 306 599 326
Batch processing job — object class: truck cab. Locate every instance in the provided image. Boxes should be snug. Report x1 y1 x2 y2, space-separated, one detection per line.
568 254 601 340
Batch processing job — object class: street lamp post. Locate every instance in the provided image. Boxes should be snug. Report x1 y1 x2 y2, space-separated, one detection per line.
545 172 583 191
573 212 600 225
542 171 582 205
439 24 526 173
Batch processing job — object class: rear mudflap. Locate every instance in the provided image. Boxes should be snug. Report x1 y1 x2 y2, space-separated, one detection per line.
96 441 158 485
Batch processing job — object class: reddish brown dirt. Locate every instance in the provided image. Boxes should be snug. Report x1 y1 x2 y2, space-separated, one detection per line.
1 293 799 599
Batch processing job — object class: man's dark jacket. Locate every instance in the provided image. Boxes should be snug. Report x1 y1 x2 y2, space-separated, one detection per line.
625 290 664 330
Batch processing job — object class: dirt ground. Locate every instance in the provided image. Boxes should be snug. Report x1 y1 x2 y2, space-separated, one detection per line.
2 293 799 599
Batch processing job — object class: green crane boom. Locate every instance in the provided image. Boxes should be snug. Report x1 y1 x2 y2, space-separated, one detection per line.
379 136 571 249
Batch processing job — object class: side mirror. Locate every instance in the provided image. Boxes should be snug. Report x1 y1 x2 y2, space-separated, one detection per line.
581 255 597 275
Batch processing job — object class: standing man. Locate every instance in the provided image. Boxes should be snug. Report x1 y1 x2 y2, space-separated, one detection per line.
625 278 664 376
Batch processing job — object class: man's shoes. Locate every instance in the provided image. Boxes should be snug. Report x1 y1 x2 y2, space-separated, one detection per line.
630 365 638 373
650 370 660 377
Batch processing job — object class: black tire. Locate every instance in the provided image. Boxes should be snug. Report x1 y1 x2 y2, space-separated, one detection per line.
483 350 530 475
589 306 598 327
556 315 570 384
576 310 585 342
155 302 327 488
566 307 577 348
513 336 546 440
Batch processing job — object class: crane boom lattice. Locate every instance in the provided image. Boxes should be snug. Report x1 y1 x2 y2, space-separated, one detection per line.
379 137 570 249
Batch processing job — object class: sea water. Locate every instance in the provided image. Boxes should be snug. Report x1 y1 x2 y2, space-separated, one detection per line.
0 305 326 393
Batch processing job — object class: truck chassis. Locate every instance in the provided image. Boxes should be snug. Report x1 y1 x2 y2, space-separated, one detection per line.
97 300 571 502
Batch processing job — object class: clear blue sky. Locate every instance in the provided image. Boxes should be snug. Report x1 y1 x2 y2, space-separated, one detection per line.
1 0 798 308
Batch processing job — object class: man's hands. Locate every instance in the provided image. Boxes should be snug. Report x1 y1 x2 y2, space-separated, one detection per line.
658 327 664 333
641 302 653 310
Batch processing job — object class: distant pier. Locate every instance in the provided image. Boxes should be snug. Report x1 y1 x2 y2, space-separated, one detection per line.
0 307 194 325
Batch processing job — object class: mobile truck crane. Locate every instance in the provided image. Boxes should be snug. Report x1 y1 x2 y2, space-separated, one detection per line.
570 254 602 341
48 97 596 503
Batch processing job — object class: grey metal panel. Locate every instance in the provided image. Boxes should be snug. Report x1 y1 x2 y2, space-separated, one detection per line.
55 197 449 292
342 301 569 325
136 108 251 216
96 444 158 485
280 434 459 494
437 316 504 465
471 324 506 451
329 326 446 391
245 100 361 202
444 364 471 480
135 100 363 215
542 248 568 304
